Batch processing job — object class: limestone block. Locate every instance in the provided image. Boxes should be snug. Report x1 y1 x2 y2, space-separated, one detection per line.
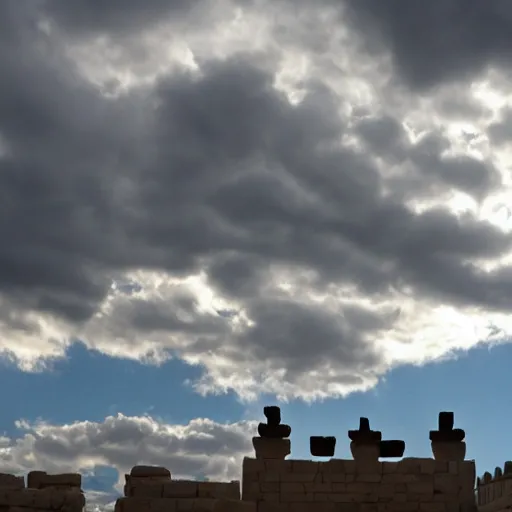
243 457 265 475
280 482 304 493
260 492 280 501
131 482 164 498
126 474 172 485
197 481 240 500
252 437 290 460
115 497 152 512
27 471 81 489
8 488 40 507
418 505 446 512
398 459 423 474
420 460 436 475
433 474 459 495
383 463 399 474
292 461 319 474
303 482 332 493
406 481 434 495
356 473 382 483
0 473 24 489
212 500 256 512
457 461 476 489
257 503 290 512
265 460 292 474
32 489 53 508
384 504 419 511
162 481 198 498
130 465 171 478
280 492 309 502
280 472 316 483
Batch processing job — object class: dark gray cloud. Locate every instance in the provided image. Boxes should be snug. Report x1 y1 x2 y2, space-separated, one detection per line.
41 0 206 36
1 0 511 398
342 0 512 90
488 108 512 146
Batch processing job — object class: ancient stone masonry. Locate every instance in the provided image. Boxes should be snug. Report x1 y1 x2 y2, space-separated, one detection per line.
115 465 253 512
243 407 477 512
476 461 512 512
0 407 483 512
0 471 84 512
429 413 466 462
253 406 292 460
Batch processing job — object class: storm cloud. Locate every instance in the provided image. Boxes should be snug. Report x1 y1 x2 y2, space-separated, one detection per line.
0 1 511 399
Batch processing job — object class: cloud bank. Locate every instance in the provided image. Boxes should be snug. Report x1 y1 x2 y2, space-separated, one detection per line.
1 1 512 400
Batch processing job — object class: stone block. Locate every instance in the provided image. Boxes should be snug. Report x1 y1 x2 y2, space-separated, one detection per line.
407 482 434 495
398 459 423 474
27 471 81 489
265 460 292 473
131 482 164 498
420 460 436 475
355 461 382 476
116 497 158 512
261 492 280 501
162 481 198 498
292 461 319 474
419 504 445 512
0 473 24 489
385 504 419 511
257 503 290 512
130 466 171 478
148 499 178 512
383 463 399 474
356 473 382 483
243 457 265 475
261 482 280 492
213 500 257 512
281 482 304 493
197 481 240 500
280 492 308 502
322 472 346 483
433 474 459 494
280 472 316 482
253 438 290 460
304 482 332 493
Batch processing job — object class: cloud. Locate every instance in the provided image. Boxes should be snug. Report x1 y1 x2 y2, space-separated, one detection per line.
1 1 512 400
0 414 254 498
341 0 512 90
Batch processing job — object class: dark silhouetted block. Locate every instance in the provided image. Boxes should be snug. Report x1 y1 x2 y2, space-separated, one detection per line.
429 428 465 442
348 417 382 443
258 423 291 438
439 412 454 431
310 436 336 457
264 406 281 426
379 440 405 458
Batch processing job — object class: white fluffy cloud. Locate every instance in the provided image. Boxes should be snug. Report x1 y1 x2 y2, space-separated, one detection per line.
0 414 255 510
1 1 512 401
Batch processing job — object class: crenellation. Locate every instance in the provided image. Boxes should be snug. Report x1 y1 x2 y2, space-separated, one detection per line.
0 406 502 512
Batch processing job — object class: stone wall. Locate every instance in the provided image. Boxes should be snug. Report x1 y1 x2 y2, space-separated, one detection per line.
115 465 254 512
242 457 477 512
0 471 84 512
476 462 512 512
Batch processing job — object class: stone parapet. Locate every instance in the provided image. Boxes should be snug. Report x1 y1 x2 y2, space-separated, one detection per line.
476 461 512 510
242 457 476 512
0 471 84 512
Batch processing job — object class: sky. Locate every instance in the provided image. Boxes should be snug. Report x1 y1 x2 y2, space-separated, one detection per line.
1 0 512 509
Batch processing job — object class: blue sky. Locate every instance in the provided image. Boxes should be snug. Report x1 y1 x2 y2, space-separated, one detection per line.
1 341 508 499
3 2 512 511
